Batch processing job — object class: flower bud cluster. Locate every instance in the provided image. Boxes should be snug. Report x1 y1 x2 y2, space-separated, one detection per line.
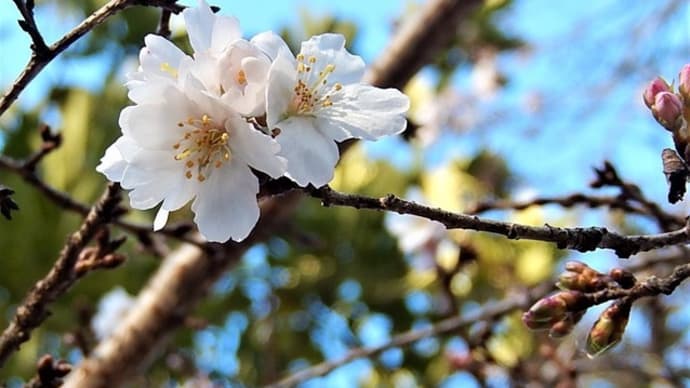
644 65 690 204
523 261 636 342
644 76 683 132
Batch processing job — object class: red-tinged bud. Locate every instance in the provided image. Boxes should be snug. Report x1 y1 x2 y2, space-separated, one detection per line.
523 291 589 331
679 64 690 103
549 310 586 339
586 300 632 358
643 76 671 108
652 91 684 132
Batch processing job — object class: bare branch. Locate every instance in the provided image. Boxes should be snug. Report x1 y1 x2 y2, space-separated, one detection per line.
0 0 186 118
0 154 205 246
12 0 49 55
0 184 121 367
309 186 690 258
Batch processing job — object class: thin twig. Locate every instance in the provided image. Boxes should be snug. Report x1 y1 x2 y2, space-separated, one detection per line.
0 184 121 367
309 186 690 258
0 0 185 117
12 0 49 54
591 161 681 230
0 154 205 246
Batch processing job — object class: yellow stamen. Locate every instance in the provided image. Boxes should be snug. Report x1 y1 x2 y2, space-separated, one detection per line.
160 62 178 78
236 70 247 86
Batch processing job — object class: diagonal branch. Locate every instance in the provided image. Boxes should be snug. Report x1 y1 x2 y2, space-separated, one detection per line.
0 0 186 118
0 183 121 367
309 186 690 258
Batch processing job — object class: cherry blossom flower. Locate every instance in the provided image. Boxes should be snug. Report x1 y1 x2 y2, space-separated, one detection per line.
98 2 286 242
266 33 410 187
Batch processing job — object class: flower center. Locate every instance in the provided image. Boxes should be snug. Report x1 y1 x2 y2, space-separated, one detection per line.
172 114 231 182
290 54 342 115
235 69 247 87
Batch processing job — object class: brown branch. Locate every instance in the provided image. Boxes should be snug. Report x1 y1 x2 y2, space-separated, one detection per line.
0 0 185 118
12 0 49 54
584 262 690 304
469 193 645 216
268 283 551 388
0 184 121 367
309 186 690 258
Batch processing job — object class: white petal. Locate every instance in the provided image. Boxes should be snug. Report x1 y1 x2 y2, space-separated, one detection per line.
318 84 409 140
140 34 187 78
125 168 178 209
275 116 339 187
191 162 260 242
153 207 170 231
183 0 241 54
119 91 192 150
300 33 365 85
266 51 297 128
251 31 291 60
227 116 285 178
96 137 132 181
127 77 175 104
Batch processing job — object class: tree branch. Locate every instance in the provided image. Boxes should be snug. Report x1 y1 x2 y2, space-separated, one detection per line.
0 184 122 367
0 0 185 118
309 186 690 258
0 154 205 246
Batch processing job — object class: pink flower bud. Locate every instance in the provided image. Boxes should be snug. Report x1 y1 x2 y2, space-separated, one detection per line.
679 64 690 102
643 77 671 108
652 91 684 131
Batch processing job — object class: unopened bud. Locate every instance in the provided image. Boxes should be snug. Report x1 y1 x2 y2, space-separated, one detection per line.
643 77 671 108
586 300 631 358
679 64 690 103
557 262 607 292
523 291 589 330
548 311 585 339
652 91 684 132
608 268 636 289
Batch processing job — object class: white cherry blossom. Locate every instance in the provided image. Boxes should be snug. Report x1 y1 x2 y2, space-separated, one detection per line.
266 33 410 187
98 1 286 242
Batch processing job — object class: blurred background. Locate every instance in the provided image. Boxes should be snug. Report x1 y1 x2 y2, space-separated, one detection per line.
1 0 689 386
